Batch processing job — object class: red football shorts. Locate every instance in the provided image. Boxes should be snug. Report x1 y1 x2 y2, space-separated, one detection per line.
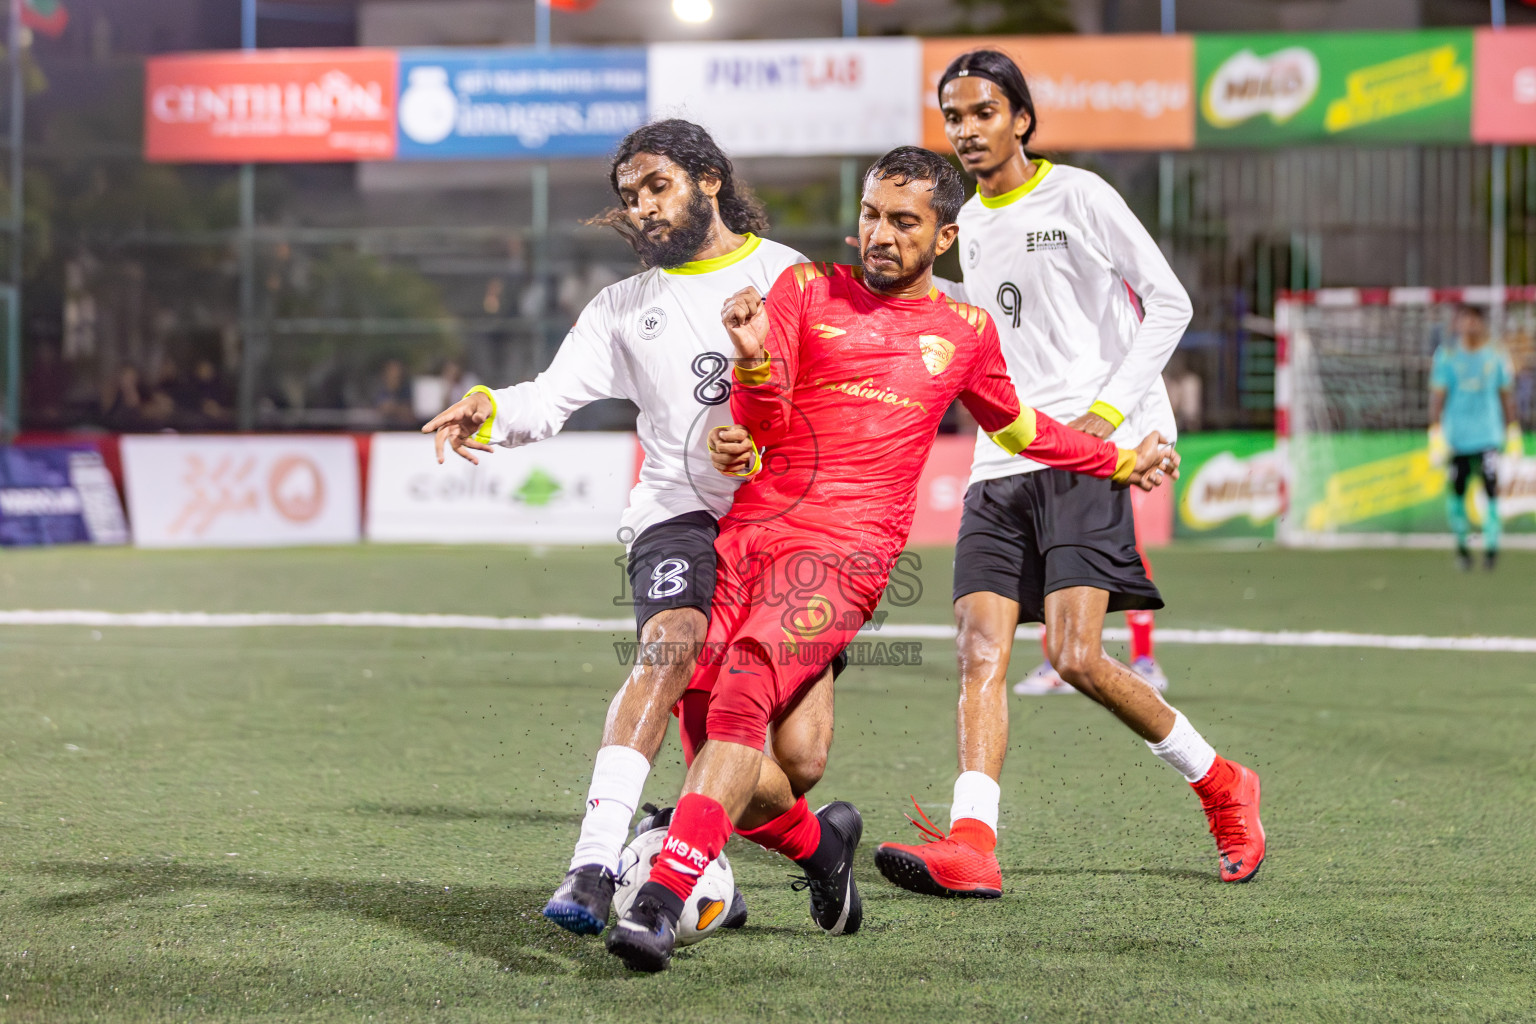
675 524 887 762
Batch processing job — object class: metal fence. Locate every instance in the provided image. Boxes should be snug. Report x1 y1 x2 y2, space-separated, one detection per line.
1162 145 1536 429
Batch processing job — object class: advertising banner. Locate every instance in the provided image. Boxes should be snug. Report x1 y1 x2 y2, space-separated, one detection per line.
395 48 647 160
1174 431 1280 539
648 38 922 157
0 447 128 547
906 435 975 546
921 35 1194 152
145 49 397 162
1472 27 1536 144
1195 30 1473 147
121 435 361 547
1291 431 1536 536
366 432 634 544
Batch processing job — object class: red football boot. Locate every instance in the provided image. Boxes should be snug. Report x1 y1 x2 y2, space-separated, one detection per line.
1192 756 1266 883
874 800 1002 899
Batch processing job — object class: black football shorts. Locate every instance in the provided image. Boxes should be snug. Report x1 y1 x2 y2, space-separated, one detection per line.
952 469 1163 625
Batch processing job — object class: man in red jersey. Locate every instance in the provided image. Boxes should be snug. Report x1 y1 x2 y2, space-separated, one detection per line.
605 147 1176 972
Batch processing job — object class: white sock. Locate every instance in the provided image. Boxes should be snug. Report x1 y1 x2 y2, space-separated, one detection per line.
1147 711 1218 783
569 744 651 873
949 770 1001 832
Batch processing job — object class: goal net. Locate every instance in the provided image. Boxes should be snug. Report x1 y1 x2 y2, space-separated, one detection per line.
1276 286 1536 548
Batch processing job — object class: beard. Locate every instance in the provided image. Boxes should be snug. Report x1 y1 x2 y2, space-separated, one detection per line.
633 186 717 269
861 236 938 293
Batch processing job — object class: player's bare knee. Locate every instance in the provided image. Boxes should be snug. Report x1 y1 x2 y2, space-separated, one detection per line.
956 620 1011 685
778 745 827 796
1052 640 1100 691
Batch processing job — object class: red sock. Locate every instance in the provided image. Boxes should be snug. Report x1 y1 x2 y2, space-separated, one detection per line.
646 793 734 904
1190 755 1232 799
1040 629 1051 662
950 817 997 853
1127 610 1155 661
736 796 822 861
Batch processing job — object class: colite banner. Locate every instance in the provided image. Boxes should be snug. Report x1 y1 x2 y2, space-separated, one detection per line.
1196 29 1473 147
396 48 647 159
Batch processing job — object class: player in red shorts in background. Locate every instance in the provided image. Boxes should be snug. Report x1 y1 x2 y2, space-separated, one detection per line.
604 146 1178 972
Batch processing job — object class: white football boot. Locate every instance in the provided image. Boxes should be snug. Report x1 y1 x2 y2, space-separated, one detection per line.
1130 656 1169 693
1012 661 1077 696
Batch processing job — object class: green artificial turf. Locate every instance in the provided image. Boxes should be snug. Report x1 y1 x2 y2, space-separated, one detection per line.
1 545 1533 1022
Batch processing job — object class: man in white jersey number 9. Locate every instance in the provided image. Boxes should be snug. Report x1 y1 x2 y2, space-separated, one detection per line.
423 121 844 935
873 52 1267 894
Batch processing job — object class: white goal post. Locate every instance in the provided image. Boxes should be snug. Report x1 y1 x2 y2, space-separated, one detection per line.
1274 286 1536 548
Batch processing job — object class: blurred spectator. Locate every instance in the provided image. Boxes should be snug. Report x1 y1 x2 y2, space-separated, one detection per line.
142 356 179 426
412 358 480 420
558 257 620 318
373 358 415 427
183 358 233 428
102 364 146 431
1164 359 1203 433
23 342 69 427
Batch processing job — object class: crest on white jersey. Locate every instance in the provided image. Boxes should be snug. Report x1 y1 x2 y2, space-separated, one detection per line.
638 306 668 340
966 239 981 269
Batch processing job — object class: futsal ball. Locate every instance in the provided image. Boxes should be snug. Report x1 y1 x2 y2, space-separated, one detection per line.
612 826 735 946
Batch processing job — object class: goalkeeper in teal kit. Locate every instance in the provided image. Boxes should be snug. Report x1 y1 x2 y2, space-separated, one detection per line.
1429 304 1521 570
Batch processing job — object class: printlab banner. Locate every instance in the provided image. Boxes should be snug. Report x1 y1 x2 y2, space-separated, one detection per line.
396 48 647 159
922 35 1194 152
121 435 360 548
366 432 633 544
1196 29 1474 147
145 49 398 162
648 38 922 157
0 447 128 547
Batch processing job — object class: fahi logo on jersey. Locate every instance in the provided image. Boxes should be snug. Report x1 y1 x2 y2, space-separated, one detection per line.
638 306 667 340
1025 229 1069 253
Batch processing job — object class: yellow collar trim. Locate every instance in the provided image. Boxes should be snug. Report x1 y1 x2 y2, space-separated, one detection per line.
978 160 1053 209
663 233 761 275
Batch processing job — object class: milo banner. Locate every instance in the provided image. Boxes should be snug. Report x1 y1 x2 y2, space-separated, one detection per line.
1174 432 1280 539
1196 30 1473 147
1291 432 1536 537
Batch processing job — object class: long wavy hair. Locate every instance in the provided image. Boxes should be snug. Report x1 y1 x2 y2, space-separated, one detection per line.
588 119 769 248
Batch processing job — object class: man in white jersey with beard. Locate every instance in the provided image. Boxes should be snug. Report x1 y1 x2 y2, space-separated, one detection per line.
874 51 1266 895
424 120 842 935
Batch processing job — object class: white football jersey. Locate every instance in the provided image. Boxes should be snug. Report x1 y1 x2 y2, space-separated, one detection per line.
956 161 1191 485
477 234 806 542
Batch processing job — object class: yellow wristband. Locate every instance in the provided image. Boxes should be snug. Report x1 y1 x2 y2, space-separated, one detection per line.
733 357 772 386
464 385 498 445
1088 400 1125 429
1111 448 1136 484
726 436 763 478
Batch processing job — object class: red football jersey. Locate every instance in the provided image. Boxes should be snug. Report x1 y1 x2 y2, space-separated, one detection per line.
726 262 1131 566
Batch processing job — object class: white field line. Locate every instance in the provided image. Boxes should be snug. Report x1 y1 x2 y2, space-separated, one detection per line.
1 609 1535 654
